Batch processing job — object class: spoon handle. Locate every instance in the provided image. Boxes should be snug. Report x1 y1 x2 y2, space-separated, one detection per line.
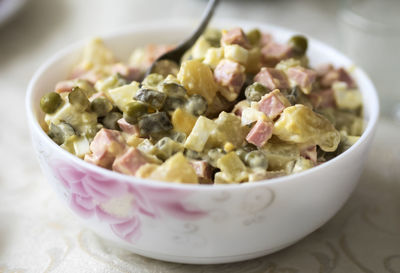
145 0 219 76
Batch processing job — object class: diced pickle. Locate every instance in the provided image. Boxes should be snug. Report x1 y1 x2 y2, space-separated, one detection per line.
102 111 122 130
48 122 75 145
138 112 173 136
155 137 184 161
90 97 113 117
245 82 269 102
162 96 186 112
161 81 187 97
134 88 166 110
142 73 164 88
246 29 261 46
68 87 90 112
123 101 149 124
185 94 208 116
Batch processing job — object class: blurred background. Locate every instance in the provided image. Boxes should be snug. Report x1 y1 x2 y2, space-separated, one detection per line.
1 0 400 272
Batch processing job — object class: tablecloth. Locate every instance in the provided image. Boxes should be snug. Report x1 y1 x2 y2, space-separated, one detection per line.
1 0 399 272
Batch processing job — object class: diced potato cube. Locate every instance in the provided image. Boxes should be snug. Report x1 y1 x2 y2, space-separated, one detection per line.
184 116 217 152
177 60 218 104
191 36 211 60
332 82 362 110
216 152 248 182
223 45 248 65
203 47 224 69
108 82 140 111
214 172 234 184
241 106 270 126
147 153 198 183
273 105 340 152
78 38 115 70
171 108 198 136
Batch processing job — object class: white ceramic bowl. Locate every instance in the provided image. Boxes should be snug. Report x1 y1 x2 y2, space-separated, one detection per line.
26 20 379 264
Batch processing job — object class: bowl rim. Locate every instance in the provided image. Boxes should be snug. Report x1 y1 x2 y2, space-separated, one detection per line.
26 19 380 191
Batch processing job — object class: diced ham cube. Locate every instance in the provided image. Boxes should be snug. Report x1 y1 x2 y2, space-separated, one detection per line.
287 67 317 94
246 120 273 147
84 128 126 169
55 80 75 93
112 148 149 176
261 42 294 67
320 67 356 88
117 118 140 135
300 145 317 164
190 160 213 184
214 59 246 101
221 27 251 49
309 89 336 109
111 63 141 81
260 32 273 47
257 89 290 119
254 67 290 90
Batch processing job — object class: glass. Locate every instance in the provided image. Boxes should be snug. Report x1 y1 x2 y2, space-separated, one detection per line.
339 0 400 120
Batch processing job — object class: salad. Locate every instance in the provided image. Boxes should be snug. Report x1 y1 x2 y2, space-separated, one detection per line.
39 27 363 184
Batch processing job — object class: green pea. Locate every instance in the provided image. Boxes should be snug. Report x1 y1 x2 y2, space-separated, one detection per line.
289 35 308 56
68 87 90 111
245 82 269 101
235 144 257 162
40 92 62 114
138 112 173 136
48 122 75 145
90 97 113 117
134 88 167 110
102 111 122 130
123 101 148 124
244 150 268 169
247 29 261 46
185 94 208 116
206 148 225 167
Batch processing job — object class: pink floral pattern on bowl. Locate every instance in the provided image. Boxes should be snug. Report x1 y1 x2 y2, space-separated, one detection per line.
50 160 208 243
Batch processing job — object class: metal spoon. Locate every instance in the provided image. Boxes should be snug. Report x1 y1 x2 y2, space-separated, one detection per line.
145 0 220 77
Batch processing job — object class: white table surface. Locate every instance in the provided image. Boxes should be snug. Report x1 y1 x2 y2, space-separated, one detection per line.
1 0 399 272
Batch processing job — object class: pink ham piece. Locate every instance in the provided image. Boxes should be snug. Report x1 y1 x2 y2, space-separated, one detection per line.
189 160 213 184
254 67 290 90
117 118 140 135
260 32 273 47
315 63 334 77
214 59 246 100
84 128 126 169
309 89 336 109
300 145 317 164
258 89 290 119
221 27 251 49
287 67 317 94
111 63 141 81
112 148 149 176
261 42 293 67
55 80 75 93
321 67 356 88
246 120 273 147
